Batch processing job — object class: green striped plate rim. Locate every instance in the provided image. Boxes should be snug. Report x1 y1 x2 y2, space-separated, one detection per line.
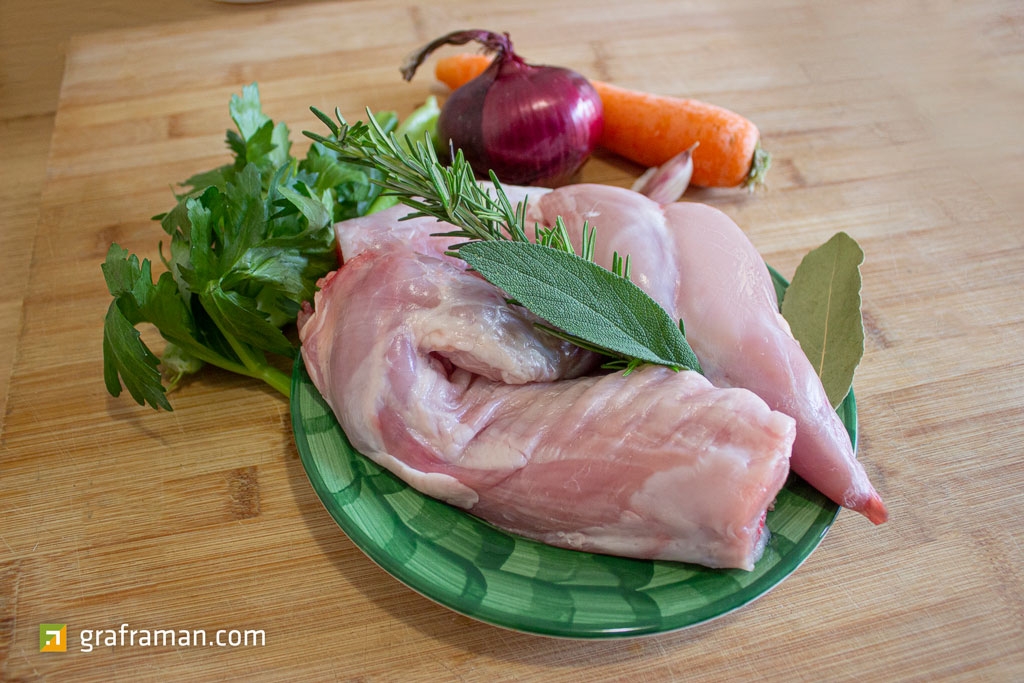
290 267 854 638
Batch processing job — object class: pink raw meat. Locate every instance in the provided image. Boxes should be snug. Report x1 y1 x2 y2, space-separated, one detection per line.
527 184 887 523
299 240 796 570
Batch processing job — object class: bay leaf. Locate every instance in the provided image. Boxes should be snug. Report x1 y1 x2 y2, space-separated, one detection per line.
780 231 865 408
458 240 702 372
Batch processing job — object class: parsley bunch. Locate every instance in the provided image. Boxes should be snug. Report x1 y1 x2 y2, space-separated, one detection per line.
102 84 439 410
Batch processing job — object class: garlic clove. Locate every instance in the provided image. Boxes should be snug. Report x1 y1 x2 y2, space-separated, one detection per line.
631 142 698 204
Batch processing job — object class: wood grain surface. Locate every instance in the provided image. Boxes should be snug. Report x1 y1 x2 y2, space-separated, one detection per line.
2 0 1022 680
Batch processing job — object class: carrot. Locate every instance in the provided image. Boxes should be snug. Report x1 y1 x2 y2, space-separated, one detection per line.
434 52 494 92
433 53 770 189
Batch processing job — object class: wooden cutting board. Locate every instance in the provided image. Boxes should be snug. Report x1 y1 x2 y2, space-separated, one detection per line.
3 0 1022 679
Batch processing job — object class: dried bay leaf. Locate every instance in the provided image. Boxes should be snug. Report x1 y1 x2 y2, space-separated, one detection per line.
780 232 865 408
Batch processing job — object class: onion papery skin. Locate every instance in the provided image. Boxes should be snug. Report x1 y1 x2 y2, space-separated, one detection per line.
434 48 603 187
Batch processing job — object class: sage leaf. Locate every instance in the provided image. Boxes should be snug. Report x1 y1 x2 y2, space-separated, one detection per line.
459 240 702 372
780 231 865 408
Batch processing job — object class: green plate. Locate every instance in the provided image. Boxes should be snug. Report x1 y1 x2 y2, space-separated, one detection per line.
290 269 856 638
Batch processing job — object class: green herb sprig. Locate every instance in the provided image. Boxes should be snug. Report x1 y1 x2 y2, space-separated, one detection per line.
304 109 702 374
102 85 439 411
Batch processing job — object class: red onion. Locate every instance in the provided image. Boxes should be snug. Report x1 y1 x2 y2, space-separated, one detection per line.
401 30 604 187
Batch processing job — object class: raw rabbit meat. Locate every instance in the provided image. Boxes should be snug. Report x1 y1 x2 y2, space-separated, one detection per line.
299 238 797 570
526 184 887 523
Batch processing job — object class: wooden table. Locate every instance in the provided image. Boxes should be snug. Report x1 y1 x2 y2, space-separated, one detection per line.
2 0 1022 679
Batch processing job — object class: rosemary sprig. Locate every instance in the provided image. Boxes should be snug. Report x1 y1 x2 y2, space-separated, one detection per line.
302 108 701 374
306 108 531 247
305 108 612 261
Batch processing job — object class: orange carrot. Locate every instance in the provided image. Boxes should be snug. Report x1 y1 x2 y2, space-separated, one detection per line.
434 52 494 92
433 53 770 189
